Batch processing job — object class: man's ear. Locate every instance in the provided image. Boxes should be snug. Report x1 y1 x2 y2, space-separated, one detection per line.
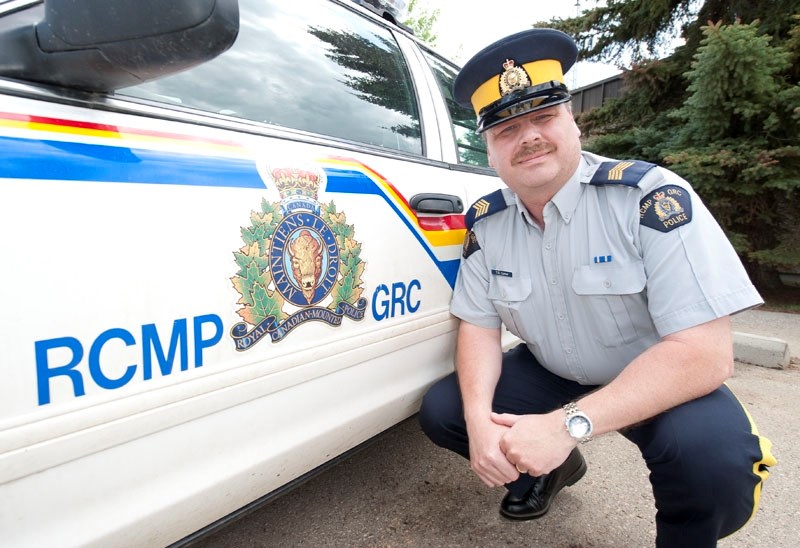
487 150 494 168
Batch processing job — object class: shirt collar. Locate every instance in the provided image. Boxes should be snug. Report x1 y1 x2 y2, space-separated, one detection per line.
550 153 598 223
514 193 536 226
512 152 606 226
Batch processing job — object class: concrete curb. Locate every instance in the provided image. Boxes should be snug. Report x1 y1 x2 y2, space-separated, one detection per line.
733 331 790 369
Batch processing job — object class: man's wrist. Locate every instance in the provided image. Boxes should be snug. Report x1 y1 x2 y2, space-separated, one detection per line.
464 408 495 432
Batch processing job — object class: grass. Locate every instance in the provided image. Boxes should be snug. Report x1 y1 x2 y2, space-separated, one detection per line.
759 285 800 314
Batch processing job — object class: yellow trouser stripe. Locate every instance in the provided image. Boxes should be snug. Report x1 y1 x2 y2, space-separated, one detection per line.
723 384 777 538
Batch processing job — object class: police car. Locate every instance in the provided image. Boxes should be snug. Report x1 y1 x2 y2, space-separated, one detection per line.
0 0 508 545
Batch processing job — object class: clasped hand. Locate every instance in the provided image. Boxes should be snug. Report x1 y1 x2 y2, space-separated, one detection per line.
468 411 576 487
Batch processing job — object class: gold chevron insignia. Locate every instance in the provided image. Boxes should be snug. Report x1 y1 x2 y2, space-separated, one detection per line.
473 199 490 217
608 161 635 181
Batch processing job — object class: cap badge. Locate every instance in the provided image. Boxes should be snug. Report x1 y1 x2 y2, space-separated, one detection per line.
499 59 531 96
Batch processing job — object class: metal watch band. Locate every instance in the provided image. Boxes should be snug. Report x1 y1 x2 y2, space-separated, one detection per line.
564 401 593 443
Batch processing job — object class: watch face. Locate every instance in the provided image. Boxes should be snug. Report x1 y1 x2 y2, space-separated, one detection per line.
568 415 591 437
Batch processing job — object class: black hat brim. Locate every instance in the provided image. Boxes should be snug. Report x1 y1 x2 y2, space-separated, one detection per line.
477 81 571 132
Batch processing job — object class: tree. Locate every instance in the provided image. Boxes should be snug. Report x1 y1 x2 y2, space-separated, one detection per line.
403 0 440 46
541 0 800 64
666 20 800 281
543 0 800 287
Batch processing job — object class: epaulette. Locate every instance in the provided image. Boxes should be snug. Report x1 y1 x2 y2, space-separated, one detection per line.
590 160 656 187
464 189 508 230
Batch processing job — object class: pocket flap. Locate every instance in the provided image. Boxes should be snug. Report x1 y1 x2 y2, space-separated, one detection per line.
572 262 646 296
488 275 532 302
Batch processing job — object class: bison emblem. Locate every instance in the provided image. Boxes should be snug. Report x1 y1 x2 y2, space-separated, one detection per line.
288 229 323 304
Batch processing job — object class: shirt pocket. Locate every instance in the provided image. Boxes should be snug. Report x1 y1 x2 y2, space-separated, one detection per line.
487 275 532 340
572 262 647 347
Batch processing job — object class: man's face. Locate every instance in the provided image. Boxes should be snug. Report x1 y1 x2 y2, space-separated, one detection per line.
485 103 582 196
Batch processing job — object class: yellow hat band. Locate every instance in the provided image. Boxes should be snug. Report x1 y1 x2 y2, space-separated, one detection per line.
470 59 565 116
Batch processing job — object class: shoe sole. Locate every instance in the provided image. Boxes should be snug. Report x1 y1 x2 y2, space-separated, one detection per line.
499 457 587 521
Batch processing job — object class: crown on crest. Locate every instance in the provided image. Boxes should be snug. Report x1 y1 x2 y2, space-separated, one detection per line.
271 167 321 200
653 191 665 201
503 59 516 71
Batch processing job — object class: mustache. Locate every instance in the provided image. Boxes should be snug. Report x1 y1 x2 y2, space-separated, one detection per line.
512 144 553 163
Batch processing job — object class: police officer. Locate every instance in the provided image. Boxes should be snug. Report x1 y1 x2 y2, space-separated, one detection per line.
419 28 776 546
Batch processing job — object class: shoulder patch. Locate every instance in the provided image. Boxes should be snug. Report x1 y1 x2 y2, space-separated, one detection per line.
465 189 508 229
640 185 692 233
590 160 656 187
462 229 481 259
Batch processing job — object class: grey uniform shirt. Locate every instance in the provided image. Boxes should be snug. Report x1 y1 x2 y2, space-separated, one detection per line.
451 151 762 385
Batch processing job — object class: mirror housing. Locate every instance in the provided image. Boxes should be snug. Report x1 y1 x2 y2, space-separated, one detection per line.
0 0 239 92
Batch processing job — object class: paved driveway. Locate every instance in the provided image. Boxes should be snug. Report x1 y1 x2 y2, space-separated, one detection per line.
192 359 799 547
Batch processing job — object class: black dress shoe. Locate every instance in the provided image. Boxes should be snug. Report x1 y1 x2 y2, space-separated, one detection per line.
500 448 587 520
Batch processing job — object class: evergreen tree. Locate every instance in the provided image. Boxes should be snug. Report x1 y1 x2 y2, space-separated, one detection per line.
666 20 800 281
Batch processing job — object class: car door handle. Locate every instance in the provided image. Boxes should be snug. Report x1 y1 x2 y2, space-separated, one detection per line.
409 193 464 214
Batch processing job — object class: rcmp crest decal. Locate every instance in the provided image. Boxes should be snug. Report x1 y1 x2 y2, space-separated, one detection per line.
230 165 367 350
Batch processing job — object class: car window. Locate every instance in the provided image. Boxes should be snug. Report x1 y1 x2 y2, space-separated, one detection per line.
119 0 422 155
422 52 488 168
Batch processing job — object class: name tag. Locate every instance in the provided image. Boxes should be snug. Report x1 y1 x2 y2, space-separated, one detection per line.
491 269 513 277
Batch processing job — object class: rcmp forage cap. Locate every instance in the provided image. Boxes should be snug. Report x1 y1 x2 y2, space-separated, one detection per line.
454 28 578 133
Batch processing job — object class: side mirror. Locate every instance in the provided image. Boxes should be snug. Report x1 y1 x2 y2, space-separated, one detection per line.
0 0 239 92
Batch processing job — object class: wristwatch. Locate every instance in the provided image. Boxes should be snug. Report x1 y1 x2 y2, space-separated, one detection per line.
563 401 593 443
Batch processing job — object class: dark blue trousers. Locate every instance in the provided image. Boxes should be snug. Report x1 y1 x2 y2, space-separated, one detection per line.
419 344 775 547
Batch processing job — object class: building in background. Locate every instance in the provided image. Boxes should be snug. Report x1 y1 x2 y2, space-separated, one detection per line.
571 73 625 115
